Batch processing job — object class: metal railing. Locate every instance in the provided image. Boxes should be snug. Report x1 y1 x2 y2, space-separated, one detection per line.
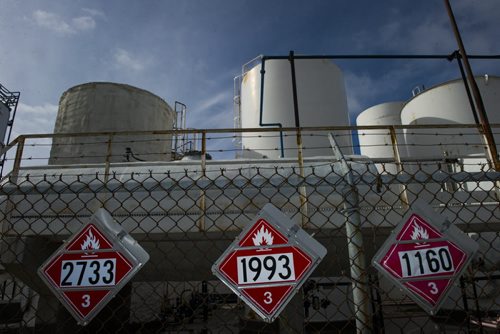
0 125 499 333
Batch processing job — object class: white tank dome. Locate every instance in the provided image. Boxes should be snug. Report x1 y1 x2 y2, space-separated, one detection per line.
401 75 500 159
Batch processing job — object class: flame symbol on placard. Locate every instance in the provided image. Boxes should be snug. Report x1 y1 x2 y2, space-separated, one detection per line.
410 222 429 244
81 230 100 250
252 226 274 246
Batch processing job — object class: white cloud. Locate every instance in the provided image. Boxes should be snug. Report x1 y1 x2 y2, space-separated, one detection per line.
195 91 231 114
17 102 58 116
454 0 500 27
113 49 148 71
5 102 57 168
32 10 75 35
187 91 233 129
406 21 455 53
72 16 96 31
32 10 98 35
344 73 378 114
12 103 58 135
82 8 106 19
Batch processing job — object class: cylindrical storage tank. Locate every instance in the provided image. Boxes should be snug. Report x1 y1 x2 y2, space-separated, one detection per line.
49 82 175 165
356 102 405 174
401 75 500 160
239 59 350 159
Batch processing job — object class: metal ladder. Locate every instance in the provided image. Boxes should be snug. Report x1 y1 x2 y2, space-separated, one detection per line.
0 83 20 177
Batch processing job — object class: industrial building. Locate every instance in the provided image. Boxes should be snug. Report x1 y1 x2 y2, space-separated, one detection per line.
0 55 499 333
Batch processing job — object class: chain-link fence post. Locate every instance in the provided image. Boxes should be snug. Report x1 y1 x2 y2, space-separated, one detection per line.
329 133 372 333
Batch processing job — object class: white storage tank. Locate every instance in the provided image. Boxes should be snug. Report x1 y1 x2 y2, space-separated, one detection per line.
356 102 405 174
401 75 500 160
238 59 350 159
49 82 176 165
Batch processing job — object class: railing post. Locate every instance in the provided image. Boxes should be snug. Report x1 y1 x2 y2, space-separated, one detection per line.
104 134 114 183
289 51 309 226
329 133 372 333
12 136 25 178
1 137 24 235
389 126 409 207
296 128 309 227
198 131 207 231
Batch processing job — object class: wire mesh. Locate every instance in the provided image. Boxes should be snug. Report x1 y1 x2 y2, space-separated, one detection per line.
0 126 499 333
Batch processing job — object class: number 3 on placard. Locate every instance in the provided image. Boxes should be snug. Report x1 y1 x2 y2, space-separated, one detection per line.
82 294 91 307
428 282 439 295
264 291 272 304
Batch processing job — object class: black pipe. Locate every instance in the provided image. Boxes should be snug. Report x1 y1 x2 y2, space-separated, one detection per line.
444 0 499 170
451 51 480 125
258 57 285 157
254 51 499 160
202 280 208 323
459 277 472 333
289 51 301 128
260 54 500 60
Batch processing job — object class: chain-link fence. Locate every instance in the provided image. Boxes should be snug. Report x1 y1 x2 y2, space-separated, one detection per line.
0 126 499 333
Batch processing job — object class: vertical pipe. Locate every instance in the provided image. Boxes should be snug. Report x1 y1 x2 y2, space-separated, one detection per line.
444 0 499 171
289 51 301 129
471 277 484 334
258 58 285 157
182 105 187 152
389 126 409 207
12 136 25 178
104 134 113 183
343 182 371 333
459 277 472 332
198 131 207 231
1 137 24 235
174 104 179 154
289 51 309 227
100 134 114 209
453 51 480 125
328 133 372 333
1 281 6 299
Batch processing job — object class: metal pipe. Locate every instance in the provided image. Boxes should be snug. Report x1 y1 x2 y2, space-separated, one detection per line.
259 54 500 60
459 277 472 333
328 133 372 333
104 134 113 183
289 51 309 226
389 126 409 207
5 123 491 140
2 136 24 235
343 174 372 333
289 51 301 129
233 75 243 149
259 57 285 157
199 131 207 231
444 0 500 171
450 51 480 125
174 101 187 154
12 136 25 178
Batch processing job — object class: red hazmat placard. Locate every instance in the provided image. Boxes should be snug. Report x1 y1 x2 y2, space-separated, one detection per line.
212 204 327 322
373 201 478 314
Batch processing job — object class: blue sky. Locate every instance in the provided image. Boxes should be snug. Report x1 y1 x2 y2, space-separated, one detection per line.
1 0 499 146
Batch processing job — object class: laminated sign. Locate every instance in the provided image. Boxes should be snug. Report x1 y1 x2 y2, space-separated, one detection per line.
212 204 327 322
372 201 478 314
38 209 149 325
